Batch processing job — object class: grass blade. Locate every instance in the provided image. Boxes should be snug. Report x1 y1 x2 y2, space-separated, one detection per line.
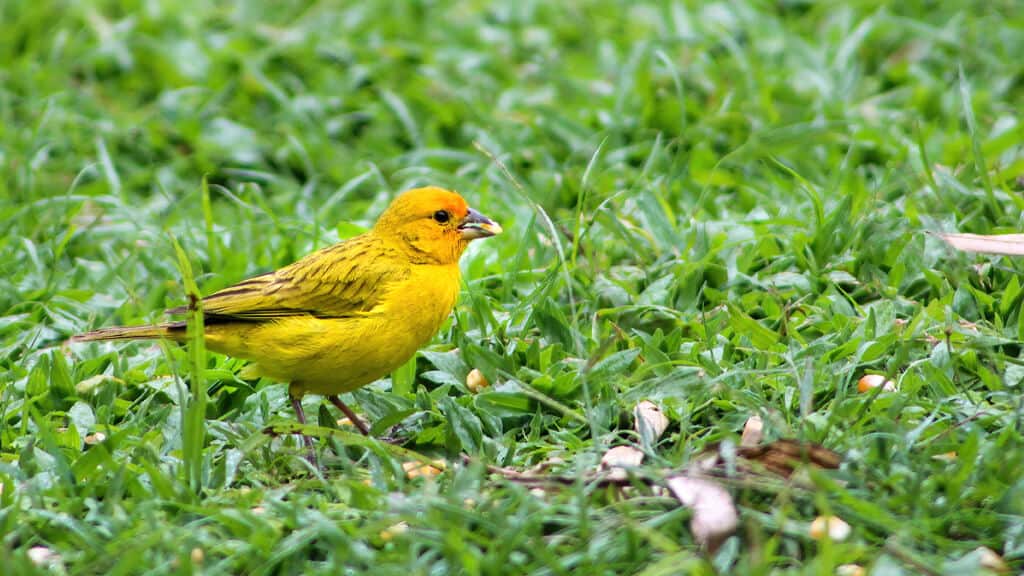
170 234 207 494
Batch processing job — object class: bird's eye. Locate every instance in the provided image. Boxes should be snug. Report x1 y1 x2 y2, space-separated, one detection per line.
433 210 450 224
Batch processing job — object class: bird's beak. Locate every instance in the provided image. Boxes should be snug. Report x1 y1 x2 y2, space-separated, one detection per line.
458 208 503 240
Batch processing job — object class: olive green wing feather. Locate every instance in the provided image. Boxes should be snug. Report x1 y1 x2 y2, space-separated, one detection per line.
168 235 409 321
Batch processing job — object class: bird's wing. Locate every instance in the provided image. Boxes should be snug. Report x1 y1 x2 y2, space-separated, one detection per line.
168 235 410 321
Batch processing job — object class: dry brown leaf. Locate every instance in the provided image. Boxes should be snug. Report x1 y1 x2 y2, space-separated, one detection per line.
740 415 764 447
809 515 851 541
690 449 723 474
836 564 865 576
857 374 896 393
737 439 842 476
84 432 106 445
934 232 1024 256
600 445 645 468
666 476 739 553
600 445 645 480
466 368 489 393
959 319 980 332
694 440 841 478
525 456 565 475
974 546 1009 573
402 460 445 479
379 521 409 541
75 374 123 395
634 400 669 440
27 546 62 568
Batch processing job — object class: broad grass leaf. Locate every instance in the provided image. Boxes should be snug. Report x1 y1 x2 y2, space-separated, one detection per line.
588 348 641 381
421 349 470 380
999 274 1021 316
473 391 532 418
726 303 779 349
439 396 483 454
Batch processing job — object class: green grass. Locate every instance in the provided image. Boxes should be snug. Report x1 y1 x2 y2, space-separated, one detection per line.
3 0 1024 573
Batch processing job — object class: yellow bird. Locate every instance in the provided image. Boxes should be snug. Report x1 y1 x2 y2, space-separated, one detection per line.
73 186 502 447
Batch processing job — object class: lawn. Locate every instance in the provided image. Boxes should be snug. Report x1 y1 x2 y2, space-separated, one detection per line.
2 0 1024 574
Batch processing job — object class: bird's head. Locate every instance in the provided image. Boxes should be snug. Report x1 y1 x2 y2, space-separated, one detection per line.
374 186 502 264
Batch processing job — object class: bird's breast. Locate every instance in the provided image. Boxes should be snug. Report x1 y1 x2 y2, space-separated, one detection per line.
383 263 461 344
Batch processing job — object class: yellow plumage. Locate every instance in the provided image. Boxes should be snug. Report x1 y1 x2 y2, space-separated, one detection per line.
202 261 460 397
73 186 501 440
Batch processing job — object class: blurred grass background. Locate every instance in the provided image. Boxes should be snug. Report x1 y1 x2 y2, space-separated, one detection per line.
2 0 1024 573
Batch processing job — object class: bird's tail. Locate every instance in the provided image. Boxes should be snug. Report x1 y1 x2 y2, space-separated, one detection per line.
70 323 184 343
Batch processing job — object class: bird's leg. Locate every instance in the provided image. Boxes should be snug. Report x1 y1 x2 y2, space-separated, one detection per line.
327 395 371 435
289 394 318 464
